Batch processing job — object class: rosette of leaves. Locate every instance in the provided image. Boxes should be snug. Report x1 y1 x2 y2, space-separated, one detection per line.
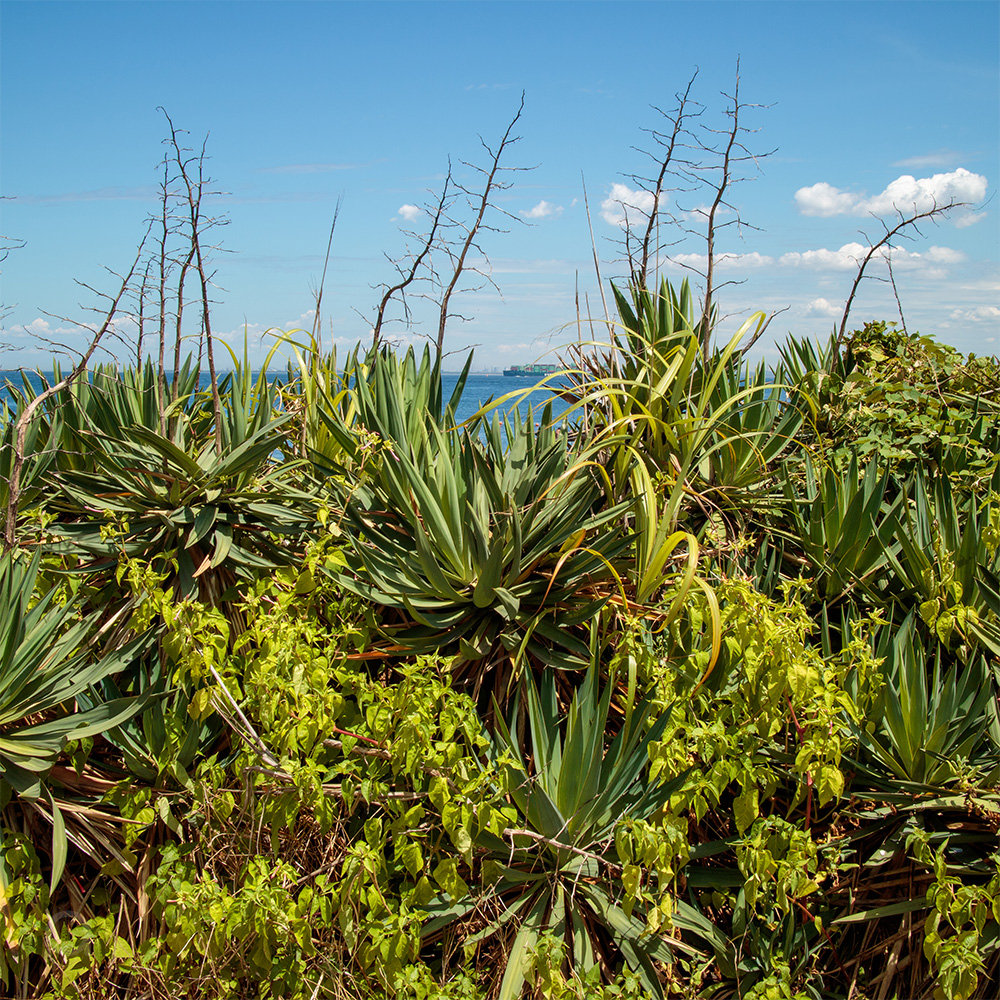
853 612 1000 790
0 549 154 894
777 454 900 602
558 279 791 603
326 346 628 692
562 279 784 494
276 334 360 471
0 549 152 800
887 468 1000 646
0 371 61 524
37 357 315 606
699 354 803 507
422 664 731 998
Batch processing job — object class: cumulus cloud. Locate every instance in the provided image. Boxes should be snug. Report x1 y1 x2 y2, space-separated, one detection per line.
955 212 987 229
23 316 136 339
924 246 966 264
778 242 964 275
805 297 840 318
601 183 663 227
780 243 869 271
25 318 58 336
792 183 859 218
397 204 421 222
794 168 988 219
519 200 563 220
949 305 1000 324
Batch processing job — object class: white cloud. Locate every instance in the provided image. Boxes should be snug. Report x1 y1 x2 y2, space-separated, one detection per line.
720 251 773 270
948 306 1000 323
805 297 840 318
397 204 421 222
865 169 988 215
924 246 966 264
519 200 563 220
600 183 663 227
25 318 56 336
794 168 988 218
22 315 139 340
780 243 869 271
778 242 964 276
685 203 731 222
793 182 859 217
955 212 987 229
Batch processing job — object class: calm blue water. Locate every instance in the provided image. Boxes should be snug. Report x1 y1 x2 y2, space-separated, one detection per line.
0 369 574 428
444 372 572 425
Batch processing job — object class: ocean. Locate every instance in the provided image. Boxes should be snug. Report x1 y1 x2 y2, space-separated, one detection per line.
0 369 575 428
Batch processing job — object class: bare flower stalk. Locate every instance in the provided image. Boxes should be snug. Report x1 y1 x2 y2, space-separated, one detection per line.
836 201 961 355
372 170 451 350
369 95 529 356
162 112 226 453
312 196 343 354
436 93 526 356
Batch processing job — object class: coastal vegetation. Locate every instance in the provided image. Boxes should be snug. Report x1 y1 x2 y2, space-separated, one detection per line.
1 91 999 999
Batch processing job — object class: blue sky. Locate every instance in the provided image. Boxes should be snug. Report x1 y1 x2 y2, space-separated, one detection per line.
1 0 997 370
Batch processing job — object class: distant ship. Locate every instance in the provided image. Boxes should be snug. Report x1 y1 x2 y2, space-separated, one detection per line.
502 363 560 377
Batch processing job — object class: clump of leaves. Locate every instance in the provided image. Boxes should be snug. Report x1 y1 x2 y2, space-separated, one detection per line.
787 321 1000 492
324 345 628 705
422 657 731 1000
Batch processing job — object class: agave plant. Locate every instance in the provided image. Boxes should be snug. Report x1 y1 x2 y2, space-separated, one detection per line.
0 550 152 801
775 329 854 431
0 372 61 526
277 334 359 471
777 455 899 603
701 355 803 505
886 469 1000 644
559 279 790 602
0 549 154 897
85 644 224 786
854 612 1000 790
422 663 731 998
323 346 628 698
35 355 315 608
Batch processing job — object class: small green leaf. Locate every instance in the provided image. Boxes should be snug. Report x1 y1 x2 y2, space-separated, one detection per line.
621 863 641 913
733 786 758 834
397 839 423 877
428 776 451 812
816 765 844 806
432 857 469 902
920 598 940 625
